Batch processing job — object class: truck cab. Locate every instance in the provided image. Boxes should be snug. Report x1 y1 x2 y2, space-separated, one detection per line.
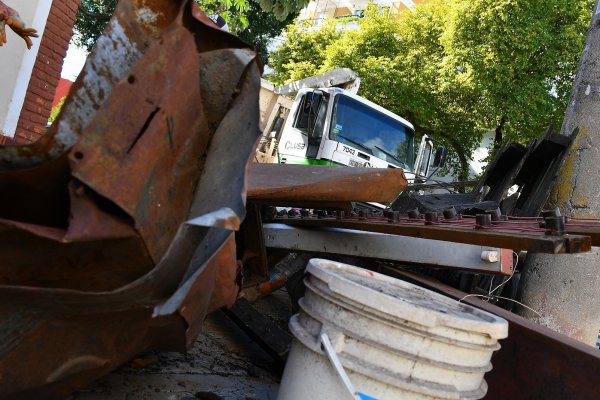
276 88 431 181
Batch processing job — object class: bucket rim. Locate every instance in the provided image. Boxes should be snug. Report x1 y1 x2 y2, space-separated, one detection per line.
300 281 502 352
306 258 508 339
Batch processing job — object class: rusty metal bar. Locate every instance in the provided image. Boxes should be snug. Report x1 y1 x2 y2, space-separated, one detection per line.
240 204 269 280
382 267 600 400
272 217 592 254
247 163 408 206
564 224 600 246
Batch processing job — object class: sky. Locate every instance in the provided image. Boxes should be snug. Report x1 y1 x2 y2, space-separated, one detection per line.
61 41 88 81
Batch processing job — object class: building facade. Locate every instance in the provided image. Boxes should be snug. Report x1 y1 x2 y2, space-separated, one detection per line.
0 0 81 145
298 0 429 26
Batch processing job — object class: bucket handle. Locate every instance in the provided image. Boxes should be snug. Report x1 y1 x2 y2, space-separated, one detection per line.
320 333 379 400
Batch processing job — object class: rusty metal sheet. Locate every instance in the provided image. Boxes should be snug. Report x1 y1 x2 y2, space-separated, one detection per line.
247 163 408 205
70 24 207 263
382 267 600 400
0 1 261 398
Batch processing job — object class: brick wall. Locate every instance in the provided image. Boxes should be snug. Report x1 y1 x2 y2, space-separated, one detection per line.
9 0 81 144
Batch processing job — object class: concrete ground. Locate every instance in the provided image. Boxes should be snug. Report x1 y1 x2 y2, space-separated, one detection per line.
69 290 294 400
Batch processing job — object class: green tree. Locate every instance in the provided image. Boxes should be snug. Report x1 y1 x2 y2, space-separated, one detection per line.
73 0 116 51
48 97 66 123
268 19 341 84
74 0 305 52
269 0 594 179
447 0 594 145
236 1 299 64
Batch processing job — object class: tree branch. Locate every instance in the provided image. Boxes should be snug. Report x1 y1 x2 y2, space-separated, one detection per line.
493 115 507 154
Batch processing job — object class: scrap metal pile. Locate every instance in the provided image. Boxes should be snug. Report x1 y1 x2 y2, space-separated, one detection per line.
0 0 261 398
0 1 599 399
394 125 578 217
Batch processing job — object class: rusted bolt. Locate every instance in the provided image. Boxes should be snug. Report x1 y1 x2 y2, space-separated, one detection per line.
358 209 371 220
443 206 457 220
545 216 566 235
476 214 492 228
408 208 421 219
486 208 502 221
385 210 400 222
424 212 438 225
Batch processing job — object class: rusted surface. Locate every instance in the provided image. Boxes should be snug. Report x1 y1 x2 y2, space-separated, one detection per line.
0 1 261 398
564 224 600 246
239 204 269 282
247 163 408 205
383 268 600 400
274 216 592 253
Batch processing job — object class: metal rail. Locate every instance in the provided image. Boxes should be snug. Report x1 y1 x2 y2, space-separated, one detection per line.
271 216 592 254
263 223 514 275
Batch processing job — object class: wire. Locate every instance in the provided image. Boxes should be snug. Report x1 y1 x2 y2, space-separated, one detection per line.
459 294 543 319
459 251 543 317
492 220 542 225
476 225 547 232
487 251 518 297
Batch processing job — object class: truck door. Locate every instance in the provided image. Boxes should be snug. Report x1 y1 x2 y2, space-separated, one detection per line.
278 91 328 164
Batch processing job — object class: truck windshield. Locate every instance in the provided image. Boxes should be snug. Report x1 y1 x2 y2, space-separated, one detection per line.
329 94 415 169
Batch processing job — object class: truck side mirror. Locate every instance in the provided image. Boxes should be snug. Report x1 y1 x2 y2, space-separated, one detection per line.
433 146 447 168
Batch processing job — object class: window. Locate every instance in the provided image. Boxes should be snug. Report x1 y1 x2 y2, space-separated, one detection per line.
329 94 415 169
292 92 328 138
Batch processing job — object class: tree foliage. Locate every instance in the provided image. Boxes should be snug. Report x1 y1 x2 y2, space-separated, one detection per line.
73 0 116 51
269 19 342 82
73 0 305 52
48 97 66 123
268 0 594 178
236 1 299 64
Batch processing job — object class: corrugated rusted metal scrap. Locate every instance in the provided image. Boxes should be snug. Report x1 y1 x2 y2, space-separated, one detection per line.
0 1 261 398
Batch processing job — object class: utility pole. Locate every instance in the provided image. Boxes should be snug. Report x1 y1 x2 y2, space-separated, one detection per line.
517 1 600 346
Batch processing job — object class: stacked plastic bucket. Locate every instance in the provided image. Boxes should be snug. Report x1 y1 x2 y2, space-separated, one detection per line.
277 259 508 400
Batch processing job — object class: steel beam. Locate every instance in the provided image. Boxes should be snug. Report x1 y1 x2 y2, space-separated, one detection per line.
263 223 513 274
273 217 592 254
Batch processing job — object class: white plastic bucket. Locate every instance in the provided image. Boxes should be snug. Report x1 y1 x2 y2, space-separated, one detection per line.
277 259 508 400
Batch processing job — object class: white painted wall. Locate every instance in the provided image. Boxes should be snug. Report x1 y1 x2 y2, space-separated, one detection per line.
0 0 52 138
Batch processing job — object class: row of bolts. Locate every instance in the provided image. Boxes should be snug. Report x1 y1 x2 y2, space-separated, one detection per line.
273 206 567 235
